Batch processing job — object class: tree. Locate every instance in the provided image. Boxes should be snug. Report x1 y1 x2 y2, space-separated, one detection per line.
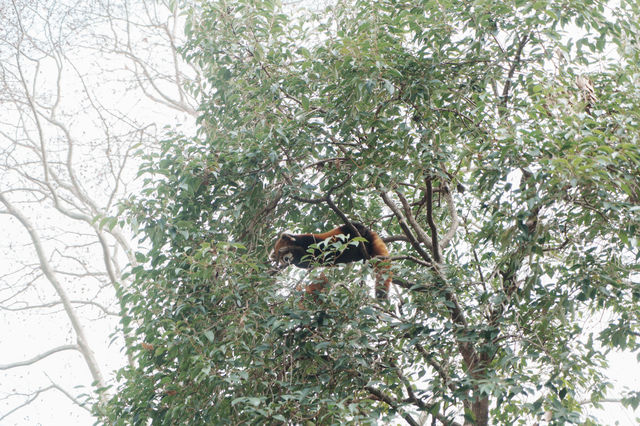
0 0 195 423
105 0 640 424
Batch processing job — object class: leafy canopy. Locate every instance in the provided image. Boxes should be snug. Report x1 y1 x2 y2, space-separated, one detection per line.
103 0 640 424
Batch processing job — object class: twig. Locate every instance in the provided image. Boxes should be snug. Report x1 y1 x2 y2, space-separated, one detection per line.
0 386 55 422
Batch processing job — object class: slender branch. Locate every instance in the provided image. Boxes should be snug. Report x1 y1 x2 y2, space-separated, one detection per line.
241 187 283 241
290 193 325 204
0 345 79 370
44 374 92 412
304 157 349 169
463 218 487 293
365 386 420 426
0 300 119 316
0 385 55 422
579 398 628 405
392 277 433 293
391 360 460 426
542 238 570 252
0 381 91 423
500 33 529 107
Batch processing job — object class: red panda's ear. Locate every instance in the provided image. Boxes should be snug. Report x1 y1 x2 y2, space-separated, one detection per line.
282 233 296 242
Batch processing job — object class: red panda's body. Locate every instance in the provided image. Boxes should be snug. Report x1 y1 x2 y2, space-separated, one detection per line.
272 223 391 299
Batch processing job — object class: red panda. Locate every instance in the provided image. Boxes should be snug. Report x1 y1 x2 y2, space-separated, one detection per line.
272 223 391 299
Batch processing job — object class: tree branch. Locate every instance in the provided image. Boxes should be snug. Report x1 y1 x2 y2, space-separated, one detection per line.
391 360 460 426
383 235 411 244
501 33 529 107
0 193 107 396
380 192 478 375
424 178 442 263
395 190 434 253
381 191 433 263
0 345 79 370
0 386 55 422
365 386 420 426
440 184 460 249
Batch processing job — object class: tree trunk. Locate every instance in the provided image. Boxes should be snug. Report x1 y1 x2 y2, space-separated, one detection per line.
464 397 489 426
473 397 489 425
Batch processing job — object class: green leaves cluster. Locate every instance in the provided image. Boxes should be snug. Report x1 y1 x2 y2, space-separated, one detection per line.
104 0 640 424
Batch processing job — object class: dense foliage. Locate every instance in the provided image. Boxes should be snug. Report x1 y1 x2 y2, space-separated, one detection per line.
103 0 640 424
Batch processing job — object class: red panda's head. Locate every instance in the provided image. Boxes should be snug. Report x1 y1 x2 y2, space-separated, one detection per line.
271 233 302 266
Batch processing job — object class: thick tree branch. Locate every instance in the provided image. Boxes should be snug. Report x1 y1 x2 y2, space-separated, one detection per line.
424 178 442 263
440 185 460 249
383 235 411 244
381 191 433 263
380 192 479 375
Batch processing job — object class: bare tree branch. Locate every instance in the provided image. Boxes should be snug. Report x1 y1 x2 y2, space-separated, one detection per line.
0 299 119 316
0 2 196 421
0 385 55 422
46 381 92 412
0 193 107 394
0 344 79 370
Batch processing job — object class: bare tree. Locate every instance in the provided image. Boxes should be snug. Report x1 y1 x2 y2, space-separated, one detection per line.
0 0 196 423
